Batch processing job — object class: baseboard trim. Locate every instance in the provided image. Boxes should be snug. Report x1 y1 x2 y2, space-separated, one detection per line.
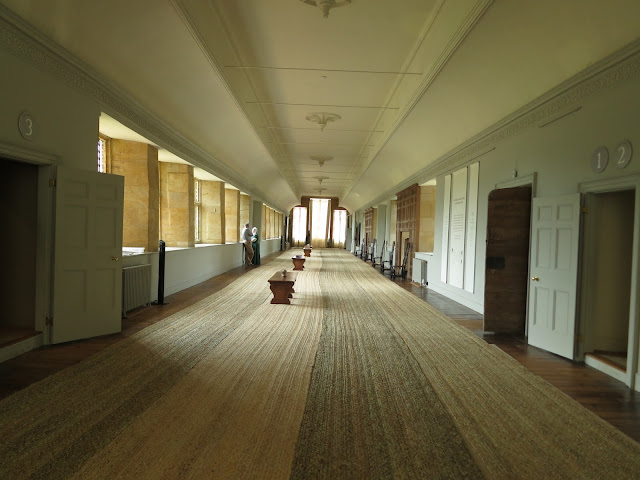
0 333 43 364
426 283 484 314
585 354 629 385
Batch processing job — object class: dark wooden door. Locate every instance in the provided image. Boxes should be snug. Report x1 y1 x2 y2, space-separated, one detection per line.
484 186 532 334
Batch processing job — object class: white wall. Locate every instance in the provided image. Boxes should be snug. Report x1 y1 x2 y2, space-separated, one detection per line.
427 72 640 313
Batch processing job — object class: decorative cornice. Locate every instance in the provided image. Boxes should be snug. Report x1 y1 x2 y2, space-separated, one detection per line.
0 3 292 213
341 0 494 201
356 38 640 212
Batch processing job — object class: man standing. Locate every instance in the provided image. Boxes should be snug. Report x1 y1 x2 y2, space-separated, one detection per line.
241 222 254 265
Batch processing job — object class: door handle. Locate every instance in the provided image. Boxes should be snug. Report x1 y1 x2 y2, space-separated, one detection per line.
112 256 119 261
531 276 539 281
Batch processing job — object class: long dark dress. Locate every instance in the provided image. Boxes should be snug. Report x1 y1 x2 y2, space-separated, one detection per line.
251 233 261 265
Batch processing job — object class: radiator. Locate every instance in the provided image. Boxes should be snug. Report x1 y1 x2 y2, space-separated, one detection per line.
412 258 428 286
122 264 152 316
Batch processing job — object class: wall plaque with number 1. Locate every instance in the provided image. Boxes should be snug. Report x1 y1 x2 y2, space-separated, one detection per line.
591 146 608 173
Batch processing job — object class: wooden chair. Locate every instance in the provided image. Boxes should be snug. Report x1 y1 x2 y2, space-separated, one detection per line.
391 242 412 280
366 239 376 262
372 239 386 267
380 241 395 274
354 240 364 257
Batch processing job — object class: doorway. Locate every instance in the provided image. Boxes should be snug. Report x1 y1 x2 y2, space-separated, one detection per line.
484 185 532 334
0 158 40 348
581 189 635 383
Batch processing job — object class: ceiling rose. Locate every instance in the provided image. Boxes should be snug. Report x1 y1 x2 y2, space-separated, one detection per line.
306 112 341 131
300 0 352 18
310 155 333 167
314 175 329 184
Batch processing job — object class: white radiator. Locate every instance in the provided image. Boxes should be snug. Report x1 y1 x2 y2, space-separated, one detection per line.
412 258 428 286
122 264 152 316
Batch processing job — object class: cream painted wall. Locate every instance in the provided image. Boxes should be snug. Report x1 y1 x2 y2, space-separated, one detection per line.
0 48 100 171
427 72 640 314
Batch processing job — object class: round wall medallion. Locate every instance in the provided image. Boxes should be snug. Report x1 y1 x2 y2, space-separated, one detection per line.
18 111 36 141
590 146 608 173
615 139 632 169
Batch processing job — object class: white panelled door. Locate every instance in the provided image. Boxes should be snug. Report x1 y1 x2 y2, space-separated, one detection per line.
528 194 581 359
51 166 124 343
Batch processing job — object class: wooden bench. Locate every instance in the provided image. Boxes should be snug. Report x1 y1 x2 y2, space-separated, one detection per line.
292 255 305 271
268 270 298 304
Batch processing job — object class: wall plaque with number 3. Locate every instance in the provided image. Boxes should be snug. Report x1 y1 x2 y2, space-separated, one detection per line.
615 140 632 169
591 146 608 173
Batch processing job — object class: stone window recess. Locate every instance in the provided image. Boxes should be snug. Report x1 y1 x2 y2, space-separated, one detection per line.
97 135 111 173
194 180 201 243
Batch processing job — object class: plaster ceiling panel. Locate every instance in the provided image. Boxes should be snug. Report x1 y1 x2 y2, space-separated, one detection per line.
235 68 401 109
342 0 640 211
259 104 382 131
271 128 372 147
213 0 439 72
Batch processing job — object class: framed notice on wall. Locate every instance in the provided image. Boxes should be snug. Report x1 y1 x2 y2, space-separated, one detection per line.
464 163 479 293
448 168 467 289
441 175 451 282
440 163 480 291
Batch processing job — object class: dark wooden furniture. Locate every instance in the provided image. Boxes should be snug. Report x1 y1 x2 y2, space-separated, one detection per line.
292 255 305 271
381 241 395 273
391 241 412 280
372 240 385 267
268 271 298 304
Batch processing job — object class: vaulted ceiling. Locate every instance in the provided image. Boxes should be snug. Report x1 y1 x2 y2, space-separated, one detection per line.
2 0 640 212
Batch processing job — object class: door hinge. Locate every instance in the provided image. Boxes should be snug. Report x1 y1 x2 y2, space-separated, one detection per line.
45 316 53 326
581 207 588 214
49 178 56 188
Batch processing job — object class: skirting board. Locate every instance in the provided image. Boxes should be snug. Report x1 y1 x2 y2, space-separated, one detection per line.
0 333 43 364
585 355 628 385
426 283 484 314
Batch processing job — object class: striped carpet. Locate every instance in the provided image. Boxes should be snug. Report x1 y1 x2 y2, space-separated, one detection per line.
1 249 639 479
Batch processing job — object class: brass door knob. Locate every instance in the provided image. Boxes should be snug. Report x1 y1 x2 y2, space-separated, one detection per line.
112 256 119 261
531 276 539 281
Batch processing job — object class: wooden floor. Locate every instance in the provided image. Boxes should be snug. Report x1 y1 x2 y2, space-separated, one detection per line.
1 250 638 444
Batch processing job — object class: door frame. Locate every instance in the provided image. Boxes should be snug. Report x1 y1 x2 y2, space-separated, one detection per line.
495 172 537 336
0 140 56 345
579 174 640 390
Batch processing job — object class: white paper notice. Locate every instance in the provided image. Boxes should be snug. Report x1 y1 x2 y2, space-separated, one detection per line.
441 175 451 282
464 163 479 293
448 168 467 289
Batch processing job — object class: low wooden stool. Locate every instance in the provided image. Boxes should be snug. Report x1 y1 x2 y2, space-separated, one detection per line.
303 245 312 257
292 255 305 271
268 270 298 304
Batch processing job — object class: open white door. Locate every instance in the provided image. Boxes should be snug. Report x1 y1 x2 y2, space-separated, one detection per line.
51 166 124 343
528 194 581 359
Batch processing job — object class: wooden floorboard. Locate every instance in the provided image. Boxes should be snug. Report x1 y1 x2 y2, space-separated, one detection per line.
1 250 638 443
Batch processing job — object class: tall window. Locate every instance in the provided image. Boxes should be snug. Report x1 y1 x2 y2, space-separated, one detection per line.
292 206 307 246
332 209 347 248
194 180 201 242
310 198 331 248
97 135 110 173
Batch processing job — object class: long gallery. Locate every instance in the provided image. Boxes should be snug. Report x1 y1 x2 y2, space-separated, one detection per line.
1 1 640 478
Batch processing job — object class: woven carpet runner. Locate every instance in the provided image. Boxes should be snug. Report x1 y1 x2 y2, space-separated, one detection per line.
1 249 639 479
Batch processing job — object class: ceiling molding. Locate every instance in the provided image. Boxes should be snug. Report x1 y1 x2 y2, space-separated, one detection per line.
0 3 292 213
340 0 494 201
224 65 423 75
354 39 640 212
246 101 399 110
171 0 302 199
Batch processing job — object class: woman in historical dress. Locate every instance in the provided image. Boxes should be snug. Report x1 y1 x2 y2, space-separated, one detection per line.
251 227 261 265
